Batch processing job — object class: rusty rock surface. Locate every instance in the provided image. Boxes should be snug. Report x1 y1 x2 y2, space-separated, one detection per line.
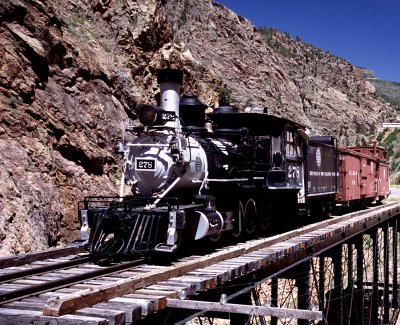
0 0 397 254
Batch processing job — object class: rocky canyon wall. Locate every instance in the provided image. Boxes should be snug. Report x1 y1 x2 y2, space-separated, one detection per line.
0 0 397 254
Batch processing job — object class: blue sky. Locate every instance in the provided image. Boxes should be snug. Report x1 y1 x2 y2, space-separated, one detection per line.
216 0 400 82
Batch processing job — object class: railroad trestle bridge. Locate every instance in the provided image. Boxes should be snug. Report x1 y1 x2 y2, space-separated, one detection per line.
0 203 399 325
144 203 400 325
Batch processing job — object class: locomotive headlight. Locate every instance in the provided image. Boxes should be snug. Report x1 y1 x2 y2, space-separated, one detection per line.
137 104 159 126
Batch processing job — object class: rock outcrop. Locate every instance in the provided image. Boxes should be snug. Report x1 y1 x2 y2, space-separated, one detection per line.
165 0 397 141
0 0 397 254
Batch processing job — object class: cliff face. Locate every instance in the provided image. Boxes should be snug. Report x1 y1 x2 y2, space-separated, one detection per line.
165 0 397 141
0 0 172 253
0 0 397 254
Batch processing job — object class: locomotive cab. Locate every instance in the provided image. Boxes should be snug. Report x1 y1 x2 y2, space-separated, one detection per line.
207 109 306 190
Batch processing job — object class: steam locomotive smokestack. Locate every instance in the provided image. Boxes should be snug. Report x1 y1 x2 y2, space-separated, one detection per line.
157 69 183 129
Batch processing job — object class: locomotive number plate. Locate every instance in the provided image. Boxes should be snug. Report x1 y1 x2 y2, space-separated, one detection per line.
135 158 156 171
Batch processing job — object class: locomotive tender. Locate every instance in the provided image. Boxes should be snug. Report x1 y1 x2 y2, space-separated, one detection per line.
79 69 390 257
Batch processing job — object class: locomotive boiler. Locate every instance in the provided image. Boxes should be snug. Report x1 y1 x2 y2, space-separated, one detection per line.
79 69 308 257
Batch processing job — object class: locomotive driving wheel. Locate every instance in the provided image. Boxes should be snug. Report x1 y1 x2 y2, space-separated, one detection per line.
231 208 243 238
244 199 257 235
231 198 258 238
208 232 222 243
259 198 271 232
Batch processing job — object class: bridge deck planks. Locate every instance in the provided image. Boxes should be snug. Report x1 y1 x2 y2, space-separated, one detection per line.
108 296 154 316
2 202 394 323
135 288 178 298
0 308 108 324
75 307 126 325
93 302 141 323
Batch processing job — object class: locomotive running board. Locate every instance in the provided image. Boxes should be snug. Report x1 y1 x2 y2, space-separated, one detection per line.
154 243 178 253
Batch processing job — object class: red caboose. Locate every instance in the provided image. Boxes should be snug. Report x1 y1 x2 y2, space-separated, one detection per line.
336 141 390 206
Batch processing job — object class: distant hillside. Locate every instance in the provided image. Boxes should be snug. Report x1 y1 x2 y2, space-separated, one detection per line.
376 128 400 184
257 29 400 183
361 74 400 183
168 2 400 143
369 79 400 109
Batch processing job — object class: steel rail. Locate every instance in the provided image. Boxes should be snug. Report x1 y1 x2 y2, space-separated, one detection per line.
0 255 91 284
0 258 145 305
0 245 86 268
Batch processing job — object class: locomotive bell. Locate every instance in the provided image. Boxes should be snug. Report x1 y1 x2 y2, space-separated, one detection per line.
179 92 207 127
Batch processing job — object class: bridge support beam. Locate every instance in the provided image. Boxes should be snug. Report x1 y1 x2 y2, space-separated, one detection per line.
229 290 252 325
356 235 364 324
271 277 278 325
344 242 355 325
324 245 343 324
383 223 390 324
393 218 399 309
318 257 325 312
371 228 379 325
297 261 310 325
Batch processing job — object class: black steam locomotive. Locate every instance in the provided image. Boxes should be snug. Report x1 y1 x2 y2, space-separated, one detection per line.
78 69 388 258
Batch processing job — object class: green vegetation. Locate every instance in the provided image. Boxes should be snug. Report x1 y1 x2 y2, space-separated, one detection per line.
383 128 400 146
100 40 112 52
258 26 347 63
8 96 19 108
24 164 38 173
62 14 85 29
217 85 235 105
258 27 297 58
62 14 88 40
369 79 400 109
376 128 387 143
258 26 276 42
13 40 27 53
377 128 400 184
